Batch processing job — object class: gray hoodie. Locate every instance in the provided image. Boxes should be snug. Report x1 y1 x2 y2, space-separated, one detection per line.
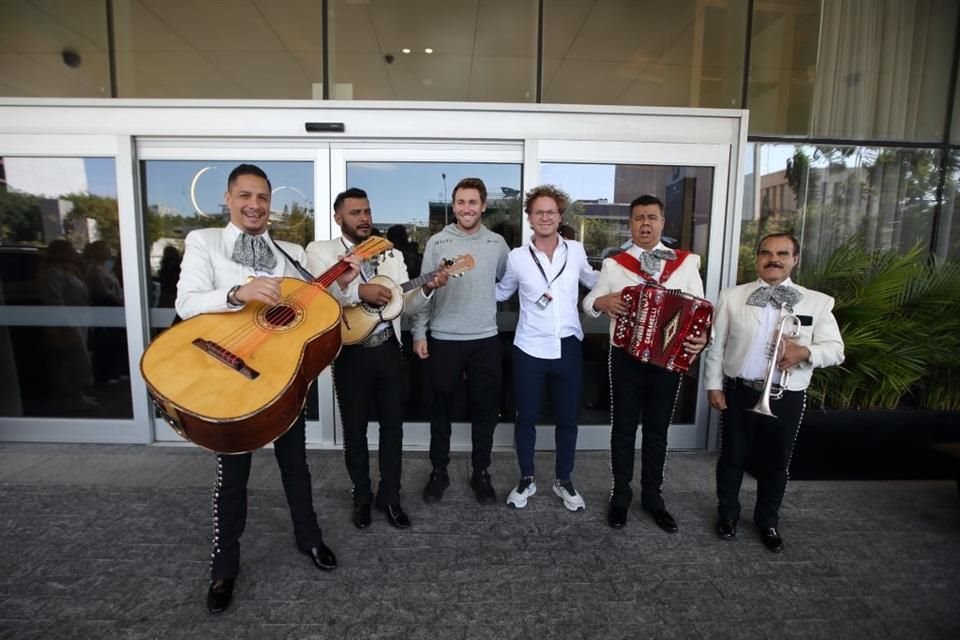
411 222 510 341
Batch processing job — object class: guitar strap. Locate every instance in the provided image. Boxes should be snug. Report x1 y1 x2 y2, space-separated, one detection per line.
272 240 316 281
610 249 691 284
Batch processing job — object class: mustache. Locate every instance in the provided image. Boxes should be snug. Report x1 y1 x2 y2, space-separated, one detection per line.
763 262 784 269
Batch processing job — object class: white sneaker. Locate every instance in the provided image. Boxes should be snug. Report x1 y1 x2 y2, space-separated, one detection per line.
506 477 536 509
553 480 586 512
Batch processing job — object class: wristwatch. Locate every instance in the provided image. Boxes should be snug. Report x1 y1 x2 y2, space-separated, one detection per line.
226 284 242 307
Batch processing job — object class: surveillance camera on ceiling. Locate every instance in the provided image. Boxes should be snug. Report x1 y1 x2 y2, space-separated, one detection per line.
62 49 82 68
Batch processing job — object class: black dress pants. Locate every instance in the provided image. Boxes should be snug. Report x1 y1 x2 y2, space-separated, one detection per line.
332 339 405 505
609 346 683 511
210 413 322 580
715 378 805 529
427 335 502 471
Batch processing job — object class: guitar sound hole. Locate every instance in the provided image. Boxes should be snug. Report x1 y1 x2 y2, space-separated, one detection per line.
264 305 297 328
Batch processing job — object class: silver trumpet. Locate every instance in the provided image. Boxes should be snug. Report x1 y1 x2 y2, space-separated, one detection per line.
748 304 802 418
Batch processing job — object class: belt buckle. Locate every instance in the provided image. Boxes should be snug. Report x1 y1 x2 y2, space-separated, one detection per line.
362 327 393 348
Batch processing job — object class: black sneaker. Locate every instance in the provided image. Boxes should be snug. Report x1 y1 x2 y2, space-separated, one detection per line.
469 468 497 504
422 467 449 503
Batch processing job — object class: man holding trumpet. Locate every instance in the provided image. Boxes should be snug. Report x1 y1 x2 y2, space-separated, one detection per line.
703 233 844 552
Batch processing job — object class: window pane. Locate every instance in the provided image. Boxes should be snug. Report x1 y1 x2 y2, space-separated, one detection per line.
0 0 111 97
330 0 537 101
540 162 714 426
938 151 960 261
750 0 956 141
112 1 324 98
543 0 748 108
740 143 941 282
345 162 523 423
141 160 316 417
0 157 129 417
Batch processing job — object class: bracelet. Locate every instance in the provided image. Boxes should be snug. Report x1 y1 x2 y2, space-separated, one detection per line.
226 284 242 307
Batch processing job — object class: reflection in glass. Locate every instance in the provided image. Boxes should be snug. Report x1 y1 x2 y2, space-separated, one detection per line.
750 0 955 140
140 160 318 419
112 0 325 99
330 0 537 101
0 157 130 417
539 163 714 427
543 0 747 108
345 161 523 423
741 144 941 283
938 152 960 262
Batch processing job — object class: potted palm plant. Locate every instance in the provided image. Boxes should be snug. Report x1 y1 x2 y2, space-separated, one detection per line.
787 241 960 478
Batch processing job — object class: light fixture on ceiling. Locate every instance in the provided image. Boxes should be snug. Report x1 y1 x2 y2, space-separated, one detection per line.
402 48 411 54
424 48 433 54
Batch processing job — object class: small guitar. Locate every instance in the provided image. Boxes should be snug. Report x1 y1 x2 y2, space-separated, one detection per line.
341 254 475 345
140 236 392 454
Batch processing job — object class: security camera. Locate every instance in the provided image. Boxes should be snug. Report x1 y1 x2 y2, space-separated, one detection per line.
62 49 82 68
384 54 394 64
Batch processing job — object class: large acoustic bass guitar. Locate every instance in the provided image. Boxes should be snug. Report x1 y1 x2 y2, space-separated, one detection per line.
140 236 392 454
340 254 476 345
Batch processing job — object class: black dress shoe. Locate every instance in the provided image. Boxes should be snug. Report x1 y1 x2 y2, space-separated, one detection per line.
352 503 371 530
716 518 737 540
469 468 497 504
607 504 628 529
422 467 450 503
646 507 679 533
305 542 337 570
206 578 235 614
378 503 411 529
759 527 784 553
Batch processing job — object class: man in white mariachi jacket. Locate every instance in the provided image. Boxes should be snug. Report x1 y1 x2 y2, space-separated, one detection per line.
703 233 844 553
305 188 447 532
176 164 350 615
583 194 707 533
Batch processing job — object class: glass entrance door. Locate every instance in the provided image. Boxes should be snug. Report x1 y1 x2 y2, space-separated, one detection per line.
531 141 730 450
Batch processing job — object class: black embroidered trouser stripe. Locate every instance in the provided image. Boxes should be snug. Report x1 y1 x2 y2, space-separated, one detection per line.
608 346 682 511
715 378 805 529
210 413 322 580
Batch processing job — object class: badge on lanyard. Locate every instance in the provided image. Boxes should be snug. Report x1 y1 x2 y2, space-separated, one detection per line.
536 291 553 309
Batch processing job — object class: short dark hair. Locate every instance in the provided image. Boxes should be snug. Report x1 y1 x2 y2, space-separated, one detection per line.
452 177 487 204
757 233 800 256
333 188 369 212
228 163 271 192
629 194 664 213
524 184 570 215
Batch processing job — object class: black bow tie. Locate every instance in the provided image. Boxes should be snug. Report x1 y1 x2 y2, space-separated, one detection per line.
746 284 803 309
231 233 277 272
639 247 676 274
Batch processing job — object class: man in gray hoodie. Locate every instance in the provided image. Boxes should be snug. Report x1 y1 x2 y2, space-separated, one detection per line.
412 177 510 504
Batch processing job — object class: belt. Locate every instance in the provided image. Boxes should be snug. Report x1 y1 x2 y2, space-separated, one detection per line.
361 326 395 348
731 377 766 392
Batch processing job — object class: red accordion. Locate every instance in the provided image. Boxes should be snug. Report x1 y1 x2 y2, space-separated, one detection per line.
612 284 714 373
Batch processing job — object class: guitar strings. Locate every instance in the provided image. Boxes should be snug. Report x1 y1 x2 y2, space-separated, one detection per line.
212 241 389 358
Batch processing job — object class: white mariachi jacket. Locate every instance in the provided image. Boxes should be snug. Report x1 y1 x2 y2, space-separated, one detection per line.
175 225 307 321
582 249 704 344
703 280 845 392
304 237 431 346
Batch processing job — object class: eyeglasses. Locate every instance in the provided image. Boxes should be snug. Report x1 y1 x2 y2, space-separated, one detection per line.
531 210 560 218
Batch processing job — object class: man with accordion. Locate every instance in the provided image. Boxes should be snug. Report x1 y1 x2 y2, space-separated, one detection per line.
583 194 708 531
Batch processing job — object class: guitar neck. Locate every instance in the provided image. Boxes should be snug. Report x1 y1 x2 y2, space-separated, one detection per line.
400 269 438 294
314 237 392 289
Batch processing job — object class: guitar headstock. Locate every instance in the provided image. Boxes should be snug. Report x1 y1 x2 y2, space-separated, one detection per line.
441 254 476 278
351 237 393 260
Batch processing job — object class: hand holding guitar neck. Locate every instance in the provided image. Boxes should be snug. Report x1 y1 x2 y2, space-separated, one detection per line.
335 253 363 290
421 259 452 293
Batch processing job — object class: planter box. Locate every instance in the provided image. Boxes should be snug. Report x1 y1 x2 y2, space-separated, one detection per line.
785 409 960 481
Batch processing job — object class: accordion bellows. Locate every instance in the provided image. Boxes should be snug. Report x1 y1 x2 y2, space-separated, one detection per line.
613 284 714 373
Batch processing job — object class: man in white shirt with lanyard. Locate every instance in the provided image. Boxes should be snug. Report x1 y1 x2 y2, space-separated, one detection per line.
496 185 598 511
583 194 707 531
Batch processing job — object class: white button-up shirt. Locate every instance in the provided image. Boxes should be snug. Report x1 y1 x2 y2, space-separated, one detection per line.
496 237 599 360
738 277 796 380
